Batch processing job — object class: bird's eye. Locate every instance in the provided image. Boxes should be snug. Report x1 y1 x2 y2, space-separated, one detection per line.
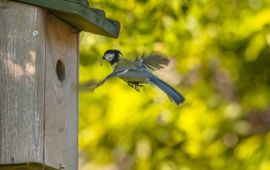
104 53 114 61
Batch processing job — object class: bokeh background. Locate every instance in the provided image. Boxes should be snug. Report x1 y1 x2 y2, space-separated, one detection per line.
79 0 270 169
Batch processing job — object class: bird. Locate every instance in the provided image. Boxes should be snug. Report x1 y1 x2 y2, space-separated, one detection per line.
90 49 185 105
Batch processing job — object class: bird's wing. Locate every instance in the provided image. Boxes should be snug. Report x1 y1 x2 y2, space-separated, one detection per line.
137 53 169 71
79 69 129 91
93 69 129 90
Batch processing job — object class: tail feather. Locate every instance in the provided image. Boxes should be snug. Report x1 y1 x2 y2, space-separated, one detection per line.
149 76 185 105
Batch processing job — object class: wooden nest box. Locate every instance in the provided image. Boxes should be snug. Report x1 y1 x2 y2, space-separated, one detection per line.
0 0 120 169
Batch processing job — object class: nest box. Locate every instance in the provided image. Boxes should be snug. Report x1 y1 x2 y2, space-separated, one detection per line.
0 0 120 169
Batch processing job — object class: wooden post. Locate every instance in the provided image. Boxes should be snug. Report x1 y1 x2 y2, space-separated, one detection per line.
0 1 78 170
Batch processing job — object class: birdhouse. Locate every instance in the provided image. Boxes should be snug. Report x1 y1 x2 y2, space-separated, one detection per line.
0 0 120 170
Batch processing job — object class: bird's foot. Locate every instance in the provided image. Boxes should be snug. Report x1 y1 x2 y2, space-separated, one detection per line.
128 82 144 92
134 84 144 92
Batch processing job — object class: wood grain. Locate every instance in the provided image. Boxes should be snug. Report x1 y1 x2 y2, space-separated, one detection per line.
0 1 45 164
0 162 56 170
44 14 78 170
0 2 78 170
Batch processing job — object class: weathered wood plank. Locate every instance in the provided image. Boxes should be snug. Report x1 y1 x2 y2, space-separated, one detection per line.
0 1 45 164
0 162 56 170
14 0 120 37
44 14 78 170
0 2 78 170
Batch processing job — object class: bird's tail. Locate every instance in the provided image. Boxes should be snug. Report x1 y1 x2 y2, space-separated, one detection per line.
149 76 185 105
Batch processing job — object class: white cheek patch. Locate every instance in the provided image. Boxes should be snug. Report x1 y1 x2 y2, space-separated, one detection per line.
104 53 115 61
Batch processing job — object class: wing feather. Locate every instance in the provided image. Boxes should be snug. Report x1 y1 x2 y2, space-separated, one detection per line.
137 53 169 71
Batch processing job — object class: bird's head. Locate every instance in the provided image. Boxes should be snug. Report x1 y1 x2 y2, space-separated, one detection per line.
102 49 123 65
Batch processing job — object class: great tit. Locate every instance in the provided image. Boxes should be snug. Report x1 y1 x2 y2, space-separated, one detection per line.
93 49 185 105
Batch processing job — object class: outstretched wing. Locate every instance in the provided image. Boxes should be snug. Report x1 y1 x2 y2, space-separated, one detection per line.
137 53 169 71
94 69 128 89
80 69 129 91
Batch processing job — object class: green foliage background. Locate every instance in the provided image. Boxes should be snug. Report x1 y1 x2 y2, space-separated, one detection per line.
79 0 270 169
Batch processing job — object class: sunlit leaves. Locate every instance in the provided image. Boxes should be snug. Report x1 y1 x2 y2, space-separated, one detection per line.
79 0 270 169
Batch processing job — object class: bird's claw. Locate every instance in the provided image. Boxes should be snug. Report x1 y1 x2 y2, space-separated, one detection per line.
128 82 144 92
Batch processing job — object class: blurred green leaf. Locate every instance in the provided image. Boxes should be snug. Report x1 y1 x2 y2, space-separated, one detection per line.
79 0 270 169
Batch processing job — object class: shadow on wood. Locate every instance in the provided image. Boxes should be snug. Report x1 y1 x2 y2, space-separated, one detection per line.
0 1 77 170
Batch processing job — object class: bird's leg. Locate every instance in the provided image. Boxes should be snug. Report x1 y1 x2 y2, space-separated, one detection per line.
128 82 144 92
127 82 135 89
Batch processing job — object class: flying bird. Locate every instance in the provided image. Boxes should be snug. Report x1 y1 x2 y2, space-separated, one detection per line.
88 49 185 105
